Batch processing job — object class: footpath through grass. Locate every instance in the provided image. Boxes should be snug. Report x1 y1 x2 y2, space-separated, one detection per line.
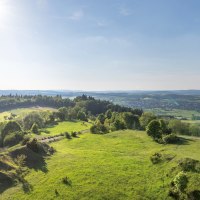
1 130 200 200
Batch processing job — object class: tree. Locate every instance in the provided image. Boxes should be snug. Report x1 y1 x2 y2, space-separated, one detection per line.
31 123 39 134
23 112 44 130
112 119 126 131
139 112 156 129
123 112 140 129
77 111 87 121
146 120 162 139
173 171 188 192
1 121 22 139
97 114 105 124
105 109 112 119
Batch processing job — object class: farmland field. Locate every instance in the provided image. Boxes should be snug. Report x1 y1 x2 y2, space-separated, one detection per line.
1 130 200 200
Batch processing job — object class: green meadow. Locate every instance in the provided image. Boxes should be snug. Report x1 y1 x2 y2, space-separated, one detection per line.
0 107 56 122
40 121 92 137
1 130 200 200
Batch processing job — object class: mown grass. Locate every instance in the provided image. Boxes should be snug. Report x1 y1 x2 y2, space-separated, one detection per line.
1 130 200 200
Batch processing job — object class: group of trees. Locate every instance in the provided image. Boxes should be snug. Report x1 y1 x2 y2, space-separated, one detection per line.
90 110 141 134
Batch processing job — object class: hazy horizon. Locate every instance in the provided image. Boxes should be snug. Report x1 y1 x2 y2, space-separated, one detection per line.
0 0 200 90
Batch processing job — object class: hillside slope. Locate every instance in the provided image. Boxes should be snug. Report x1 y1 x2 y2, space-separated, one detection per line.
1 130 200 200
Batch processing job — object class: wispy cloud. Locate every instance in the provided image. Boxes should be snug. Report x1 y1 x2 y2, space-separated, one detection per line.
68 10 84 21
36 0 48 9
119 7 132 16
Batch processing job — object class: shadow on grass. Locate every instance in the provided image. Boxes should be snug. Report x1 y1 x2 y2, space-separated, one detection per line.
0 172 14 194
25 154 48 173
175 137 194 145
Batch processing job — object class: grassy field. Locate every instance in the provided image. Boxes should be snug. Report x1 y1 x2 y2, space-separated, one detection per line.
0 107 56 122
39 121 92 137
1 130 200 200
146 108 200 120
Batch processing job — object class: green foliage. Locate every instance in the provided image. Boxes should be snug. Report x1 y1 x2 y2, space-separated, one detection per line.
168 119 189 135
150 153 162 164
178 158 200 172
162 134 179 144
77 111 87 121
71 132 78 138
90 124 108 134
123 112 140 129
3 131 24 147
26 138 39 153
64 132 72 139
23 112 44 130
31 123 39 134
173 171 188 192
146 120 162 139
97 114 105 124
1 121 22 139
140 112 156 129
112 119 126 131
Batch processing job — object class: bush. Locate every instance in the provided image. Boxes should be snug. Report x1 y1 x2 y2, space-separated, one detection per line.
173 171 188 192
23 112 44 130
146 120 162 139
150 153 162 164
71 132 78 138
64 132 72 139
1 121 22 139
26 138 39 153
62 176 72 186
187 190 200 200
31 123 39 134
162 134 179 144
178 158 200 172
21 136 31 145
3 131 24 147
90 124 108 134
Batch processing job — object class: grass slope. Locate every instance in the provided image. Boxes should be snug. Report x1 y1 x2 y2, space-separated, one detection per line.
1 130 200 200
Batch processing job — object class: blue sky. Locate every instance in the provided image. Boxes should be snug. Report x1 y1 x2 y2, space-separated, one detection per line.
0 0 200 90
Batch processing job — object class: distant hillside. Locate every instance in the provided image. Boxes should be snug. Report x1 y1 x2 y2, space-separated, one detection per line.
1 90 200 112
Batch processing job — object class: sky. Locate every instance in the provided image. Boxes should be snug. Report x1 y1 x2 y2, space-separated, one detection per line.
0 0 200 91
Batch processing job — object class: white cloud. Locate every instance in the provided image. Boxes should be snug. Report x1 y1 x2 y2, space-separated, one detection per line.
68 10 84 21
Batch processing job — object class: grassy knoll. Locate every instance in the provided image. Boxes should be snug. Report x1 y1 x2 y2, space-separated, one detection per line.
39 121 92 137
1 130 200 200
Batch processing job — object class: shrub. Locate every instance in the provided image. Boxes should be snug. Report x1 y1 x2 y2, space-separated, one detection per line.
71 132 78 138
146 120 162 139
21 136 31 145
150 153 162 164
23 112 44 130
178 158 200 172
3 131 24 147
162 134 179 144
173 171 188 192
90 124 108 134
26 138 39 153
65 132 72 139
187 190 200 200
62 176 72 186
1 121 22 139
31 123 39 134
